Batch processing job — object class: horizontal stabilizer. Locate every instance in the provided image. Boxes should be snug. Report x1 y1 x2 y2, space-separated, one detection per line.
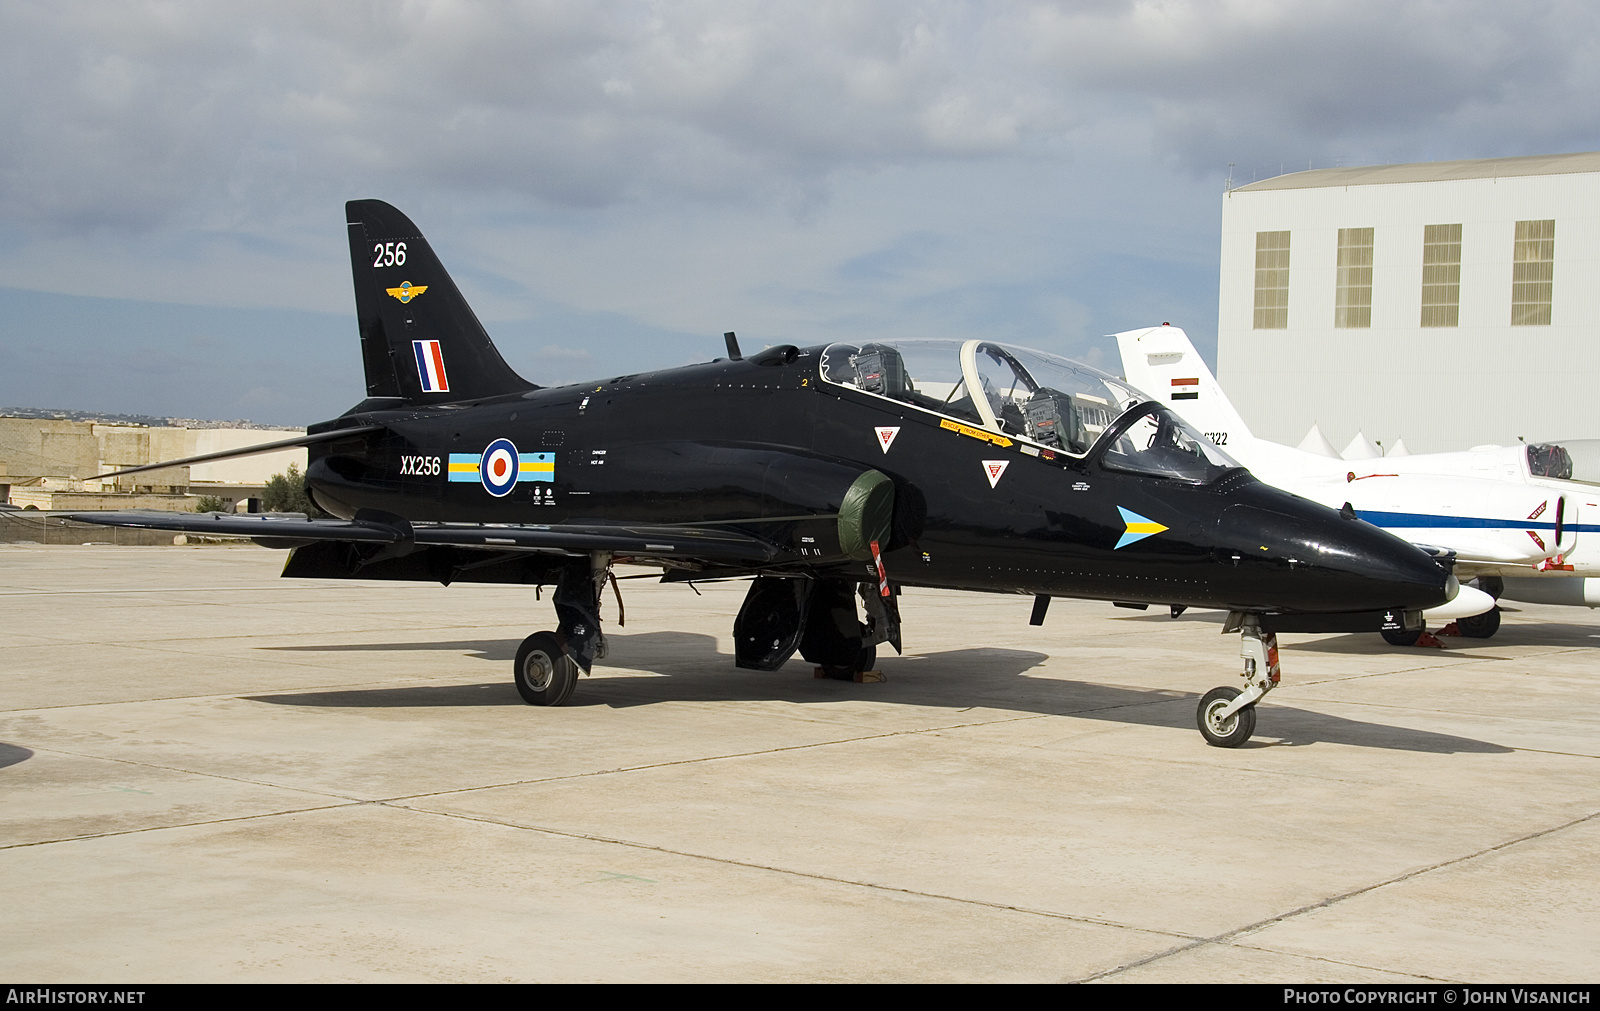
92 425 382 480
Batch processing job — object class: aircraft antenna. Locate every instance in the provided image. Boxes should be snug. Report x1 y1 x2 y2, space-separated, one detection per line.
724 331 743 360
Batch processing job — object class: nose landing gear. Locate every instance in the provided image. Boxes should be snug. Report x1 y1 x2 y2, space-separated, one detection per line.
1197 614 1279 747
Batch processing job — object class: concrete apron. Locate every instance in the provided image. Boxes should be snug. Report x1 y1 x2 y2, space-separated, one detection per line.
1 544 1596 982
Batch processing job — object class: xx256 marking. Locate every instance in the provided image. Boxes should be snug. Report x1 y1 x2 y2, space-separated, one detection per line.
400 455 440 476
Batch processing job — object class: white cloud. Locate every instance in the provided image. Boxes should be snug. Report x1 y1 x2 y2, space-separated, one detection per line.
1 0 1597 421
5 1 1593 242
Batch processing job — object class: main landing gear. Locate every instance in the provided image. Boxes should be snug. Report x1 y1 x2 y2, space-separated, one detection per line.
1455 607 1501 638
1454 577 1502 639
1197 614 1280 748
1383 576 1502 645
514 631 579 706
732 575 901 679
513 552 613 707
1381 625 1428 647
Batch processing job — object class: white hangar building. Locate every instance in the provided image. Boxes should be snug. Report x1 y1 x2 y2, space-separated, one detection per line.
1216 152 1600 454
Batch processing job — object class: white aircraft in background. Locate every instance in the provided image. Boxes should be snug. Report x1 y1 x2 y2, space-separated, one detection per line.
1116 324 1600 643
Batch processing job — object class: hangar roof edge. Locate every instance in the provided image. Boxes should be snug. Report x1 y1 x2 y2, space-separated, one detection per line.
1232 151 1600 193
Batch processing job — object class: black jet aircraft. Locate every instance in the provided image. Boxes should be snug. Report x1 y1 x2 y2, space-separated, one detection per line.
77 199 1466 747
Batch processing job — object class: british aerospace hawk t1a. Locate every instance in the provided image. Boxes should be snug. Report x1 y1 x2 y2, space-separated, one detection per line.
76 200 1469 747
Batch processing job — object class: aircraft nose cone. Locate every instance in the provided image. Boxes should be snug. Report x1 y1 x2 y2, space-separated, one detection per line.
1216 485 1451 613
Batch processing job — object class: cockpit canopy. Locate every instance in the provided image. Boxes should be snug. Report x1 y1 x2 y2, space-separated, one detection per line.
819 338 1240 484
1529 440 1600 485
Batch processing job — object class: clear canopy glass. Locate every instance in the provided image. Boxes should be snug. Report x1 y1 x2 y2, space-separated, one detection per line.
1098 403 1241 483
819 338 1240 482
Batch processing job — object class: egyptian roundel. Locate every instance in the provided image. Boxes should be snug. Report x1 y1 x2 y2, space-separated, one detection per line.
480 438 521 497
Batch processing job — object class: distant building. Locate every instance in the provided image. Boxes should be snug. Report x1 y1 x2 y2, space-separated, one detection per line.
0 417 305 510
1216 152 1600 453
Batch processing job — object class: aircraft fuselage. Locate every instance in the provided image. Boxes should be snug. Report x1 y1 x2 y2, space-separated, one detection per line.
305 348 1449 619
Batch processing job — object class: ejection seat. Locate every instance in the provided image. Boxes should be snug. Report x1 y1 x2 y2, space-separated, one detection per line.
1022 389 1089 453
852 344 910 399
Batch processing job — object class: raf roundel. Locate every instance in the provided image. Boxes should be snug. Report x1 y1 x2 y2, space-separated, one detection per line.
480 438 521 497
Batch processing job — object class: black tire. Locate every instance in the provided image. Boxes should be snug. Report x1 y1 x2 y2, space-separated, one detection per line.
1197 686 1256 748
514 631 579 706
1457 607 1501 639
819 644 877 681
1381 627 1423 647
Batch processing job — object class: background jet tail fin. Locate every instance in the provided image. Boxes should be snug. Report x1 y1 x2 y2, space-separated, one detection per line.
346 199 533 405
1114 325 1255 448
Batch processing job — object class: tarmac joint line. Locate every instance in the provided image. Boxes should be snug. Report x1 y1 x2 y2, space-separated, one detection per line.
379 800 1204 944
1072 806 1600 983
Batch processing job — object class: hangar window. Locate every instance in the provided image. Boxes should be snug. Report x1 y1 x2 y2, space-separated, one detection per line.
1334 227 1374 328
1421 224 1462 327
1512 219 1555 326
1253 231 1290 329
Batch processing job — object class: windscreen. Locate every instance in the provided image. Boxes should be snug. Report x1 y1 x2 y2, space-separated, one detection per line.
1099 403 1241 484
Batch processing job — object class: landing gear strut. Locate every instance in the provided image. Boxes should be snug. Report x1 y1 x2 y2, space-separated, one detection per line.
1198 614 1279 748
513 552 613 707
803 579 898 680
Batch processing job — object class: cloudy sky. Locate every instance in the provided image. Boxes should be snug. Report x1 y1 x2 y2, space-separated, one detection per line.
2 0 1595 426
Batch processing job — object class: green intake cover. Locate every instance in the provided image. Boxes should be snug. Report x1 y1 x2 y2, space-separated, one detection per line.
837 469 895 560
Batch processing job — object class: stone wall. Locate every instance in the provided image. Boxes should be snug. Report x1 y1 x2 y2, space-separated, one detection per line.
0 511 248 546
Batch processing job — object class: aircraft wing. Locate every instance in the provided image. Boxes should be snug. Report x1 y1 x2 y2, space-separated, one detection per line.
66 510 780 565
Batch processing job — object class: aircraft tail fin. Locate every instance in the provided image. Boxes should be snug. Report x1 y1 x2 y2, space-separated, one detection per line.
1114 325 1255 448
345 199 533 405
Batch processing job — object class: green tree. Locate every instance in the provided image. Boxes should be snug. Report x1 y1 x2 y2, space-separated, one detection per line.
261 463 325 517
192 495 231 513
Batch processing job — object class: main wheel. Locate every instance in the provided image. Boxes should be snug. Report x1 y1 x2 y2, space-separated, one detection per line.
819 644 877 681
1381 626 1423 647
514 631 579 706
1457 607 1501 639
1197 686 1256 748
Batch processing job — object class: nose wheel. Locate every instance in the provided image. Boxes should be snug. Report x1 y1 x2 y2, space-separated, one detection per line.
1197 686 1257 747
1197 614 1279 748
